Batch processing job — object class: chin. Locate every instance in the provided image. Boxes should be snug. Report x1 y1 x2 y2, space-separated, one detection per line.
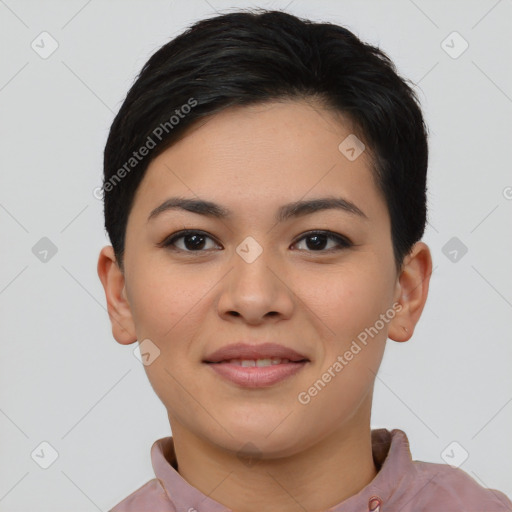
208 419 306 459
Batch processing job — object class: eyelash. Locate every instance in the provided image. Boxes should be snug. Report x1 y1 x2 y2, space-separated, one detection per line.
158 229 353 254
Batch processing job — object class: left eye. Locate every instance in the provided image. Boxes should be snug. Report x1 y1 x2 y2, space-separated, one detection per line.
293 231 352 252
159 230 352 253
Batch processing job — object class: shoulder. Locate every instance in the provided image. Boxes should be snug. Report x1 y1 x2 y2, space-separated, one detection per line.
409 459 512 510
109 478 175 512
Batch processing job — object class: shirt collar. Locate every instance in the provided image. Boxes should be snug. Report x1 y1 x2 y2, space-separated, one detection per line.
151 428 414 512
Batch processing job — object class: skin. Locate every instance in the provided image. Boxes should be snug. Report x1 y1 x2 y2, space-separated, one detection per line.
97 99 432 512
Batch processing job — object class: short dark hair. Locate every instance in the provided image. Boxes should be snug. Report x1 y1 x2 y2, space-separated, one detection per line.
102 8 428 272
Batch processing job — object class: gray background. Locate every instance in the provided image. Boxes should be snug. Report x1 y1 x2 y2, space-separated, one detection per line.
1 0 511 510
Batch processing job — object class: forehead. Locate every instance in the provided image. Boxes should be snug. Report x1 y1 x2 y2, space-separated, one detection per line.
130 100 387 224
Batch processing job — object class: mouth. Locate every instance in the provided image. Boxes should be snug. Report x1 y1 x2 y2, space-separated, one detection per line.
206 357 308 366
203 342 310 388
204 359 309 388
203 341 309 364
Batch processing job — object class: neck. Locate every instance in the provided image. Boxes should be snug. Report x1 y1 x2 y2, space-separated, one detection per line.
169 404 377 512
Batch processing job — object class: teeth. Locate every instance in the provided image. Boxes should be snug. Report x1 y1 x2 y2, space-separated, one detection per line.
228 358 291 366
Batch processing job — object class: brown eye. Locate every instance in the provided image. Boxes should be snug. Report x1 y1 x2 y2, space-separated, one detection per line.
160 230 220 252
158 229 352 254
292 231 352 252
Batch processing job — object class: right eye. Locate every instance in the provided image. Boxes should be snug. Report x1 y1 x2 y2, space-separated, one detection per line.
158 230 222 253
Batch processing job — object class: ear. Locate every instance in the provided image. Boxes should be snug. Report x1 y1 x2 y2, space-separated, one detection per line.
388 241 432 342
97 245 137 345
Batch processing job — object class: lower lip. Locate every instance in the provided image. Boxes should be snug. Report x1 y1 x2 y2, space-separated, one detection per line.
205 361 308 388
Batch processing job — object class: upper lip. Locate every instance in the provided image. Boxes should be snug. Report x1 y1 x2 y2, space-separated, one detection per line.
203 342 309 363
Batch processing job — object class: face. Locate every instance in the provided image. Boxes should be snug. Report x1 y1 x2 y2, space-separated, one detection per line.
99 100 428 458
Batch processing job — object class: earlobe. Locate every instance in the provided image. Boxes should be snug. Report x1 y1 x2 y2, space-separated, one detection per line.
97 245 138 345
388 241 433 342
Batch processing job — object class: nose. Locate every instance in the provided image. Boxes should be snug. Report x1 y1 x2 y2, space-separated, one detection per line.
216 249 295 325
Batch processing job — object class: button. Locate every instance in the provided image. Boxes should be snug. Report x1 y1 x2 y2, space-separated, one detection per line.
368 496 382 511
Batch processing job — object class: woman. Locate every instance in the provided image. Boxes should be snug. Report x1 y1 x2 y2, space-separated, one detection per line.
97 8 512 511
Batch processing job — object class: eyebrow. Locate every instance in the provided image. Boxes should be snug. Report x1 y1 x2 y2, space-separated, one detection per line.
147 196 368 223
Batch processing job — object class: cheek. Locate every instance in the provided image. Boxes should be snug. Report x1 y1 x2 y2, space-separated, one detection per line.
296 273 389 426
132 266 211 413
128 262 207 342
297 265 391 397
302 265 394 340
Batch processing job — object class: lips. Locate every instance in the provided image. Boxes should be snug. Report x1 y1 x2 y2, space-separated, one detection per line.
203 342 310 388
203 342 309 364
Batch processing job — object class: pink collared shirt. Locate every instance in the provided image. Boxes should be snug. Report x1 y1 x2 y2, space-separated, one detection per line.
109 428 512 511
